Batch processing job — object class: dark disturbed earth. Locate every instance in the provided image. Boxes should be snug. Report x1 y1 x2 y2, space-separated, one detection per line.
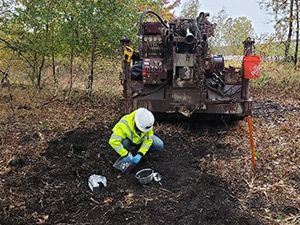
0 99 299 225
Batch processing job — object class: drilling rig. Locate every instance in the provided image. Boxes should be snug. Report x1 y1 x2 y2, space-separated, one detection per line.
120 10 256 119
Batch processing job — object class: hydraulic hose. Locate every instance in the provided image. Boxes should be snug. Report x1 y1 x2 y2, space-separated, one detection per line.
140 81 168 97
139 10 168 36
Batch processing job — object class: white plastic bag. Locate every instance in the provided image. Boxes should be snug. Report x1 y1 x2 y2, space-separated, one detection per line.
88 174 107 194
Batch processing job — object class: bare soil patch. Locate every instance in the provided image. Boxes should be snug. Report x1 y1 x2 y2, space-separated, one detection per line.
0 93 299 224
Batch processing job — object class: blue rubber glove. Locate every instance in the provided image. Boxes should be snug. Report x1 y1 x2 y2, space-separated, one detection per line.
123 153 132 163
132 154 142 164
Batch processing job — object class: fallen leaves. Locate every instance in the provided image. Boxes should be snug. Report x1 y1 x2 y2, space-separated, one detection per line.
0 77 299 225
32 212 49 224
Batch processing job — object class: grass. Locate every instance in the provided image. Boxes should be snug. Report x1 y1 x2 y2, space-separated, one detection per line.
252 60 300 99
225 58 300 100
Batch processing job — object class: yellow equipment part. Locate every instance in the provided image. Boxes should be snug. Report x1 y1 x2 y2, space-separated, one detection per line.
123 46 134 63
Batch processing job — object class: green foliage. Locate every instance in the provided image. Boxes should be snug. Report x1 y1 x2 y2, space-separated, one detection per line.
258 0 293 43
1 0 165 56
258 0 299 60
180 0 200 18
0 1 50 86
210 9 255 55
209 8 228 53
253 36 299 61
0 0 167 91
226 17 255 54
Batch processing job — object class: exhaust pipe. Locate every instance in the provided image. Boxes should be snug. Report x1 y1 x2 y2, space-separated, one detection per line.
185 28 194 44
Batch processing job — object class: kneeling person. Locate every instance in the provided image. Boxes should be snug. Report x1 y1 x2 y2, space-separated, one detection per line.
109 108 163 164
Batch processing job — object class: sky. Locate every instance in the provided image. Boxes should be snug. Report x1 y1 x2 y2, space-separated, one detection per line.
175 0 275 35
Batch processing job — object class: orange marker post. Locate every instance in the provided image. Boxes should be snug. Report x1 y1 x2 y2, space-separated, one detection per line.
248 116 257 174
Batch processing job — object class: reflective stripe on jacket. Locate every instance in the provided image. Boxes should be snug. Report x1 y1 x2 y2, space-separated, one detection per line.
109 110 154 157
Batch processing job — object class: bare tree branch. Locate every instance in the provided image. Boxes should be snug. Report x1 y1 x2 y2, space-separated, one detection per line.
0 36 33 68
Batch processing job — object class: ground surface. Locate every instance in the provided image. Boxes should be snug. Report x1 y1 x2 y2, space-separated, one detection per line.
0 94 299 224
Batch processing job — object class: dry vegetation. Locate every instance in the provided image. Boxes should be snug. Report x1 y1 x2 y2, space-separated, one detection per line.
210 110 300 224
226 59 300 100
0 58 299 224
0 58 123 175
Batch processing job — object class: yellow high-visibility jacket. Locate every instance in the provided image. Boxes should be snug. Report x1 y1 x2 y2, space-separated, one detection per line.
109 110 154 157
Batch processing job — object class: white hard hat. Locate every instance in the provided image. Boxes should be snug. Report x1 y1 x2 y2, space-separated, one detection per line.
135 108 155 133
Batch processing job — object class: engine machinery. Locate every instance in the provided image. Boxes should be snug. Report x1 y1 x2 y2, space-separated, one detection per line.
119 10 255 118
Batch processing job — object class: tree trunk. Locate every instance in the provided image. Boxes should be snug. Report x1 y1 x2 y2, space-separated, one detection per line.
0 37 35 86
51 27 59 96
31 52 37 87
52 50 58 96
294 0 299 67
0 64 14 112
65 48 74 100
37 55 45 89
0 69 9 90
285 0 294 61
86 44 96 97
